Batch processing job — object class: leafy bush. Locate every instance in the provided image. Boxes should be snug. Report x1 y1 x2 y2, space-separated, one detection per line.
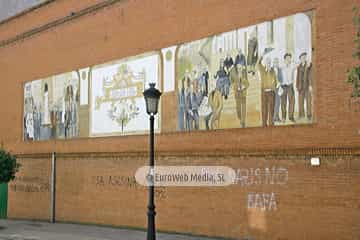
0 149 20 184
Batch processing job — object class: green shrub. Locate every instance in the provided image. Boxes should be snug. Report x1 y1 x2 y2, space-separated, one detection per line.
0 149 20 184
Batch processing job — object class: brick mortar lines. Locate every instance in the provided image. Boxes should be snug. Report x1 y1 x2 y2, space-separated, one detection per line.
15 147 360 159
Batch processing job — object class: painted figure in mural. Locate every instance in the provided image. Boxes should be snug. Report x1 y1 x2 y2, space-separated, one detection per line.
208 89 223 129
56 98 66 138
191 68 198 82
57 98 66 138
24 95 35 140
224 53 234 74
280 53 296 123
272 58 283 123
42 83 51 126
230 63 249 128
185 82 203 131
235 49 246 67
199 67 209 96
247 30 258 75
64 84 78 138
33 104 41 140
198 95 213 130
214 59 231 100
177 77 186 131
192 67 201 96
296 52 313 120
182 70 192 131
41 83 52 140
75 87 80 134
257 54 278 127
52 104 61 138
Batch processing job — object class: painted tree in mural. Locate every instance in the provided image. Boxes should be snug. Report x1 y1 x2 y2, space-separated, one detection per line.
96 64 141 132
0 149 20 184
347 6 360 97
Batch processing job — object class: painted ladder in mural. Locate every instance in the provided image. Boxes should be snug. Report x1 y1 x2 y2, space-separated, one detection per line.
0 183 7 219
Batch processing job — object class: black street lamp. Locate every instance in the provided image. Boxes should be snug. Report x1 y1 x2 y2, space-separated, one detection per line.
143 83 162 240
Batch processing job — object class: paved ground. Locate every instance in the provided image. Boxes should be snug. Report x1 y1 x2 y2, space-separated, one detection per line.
0 220 224 240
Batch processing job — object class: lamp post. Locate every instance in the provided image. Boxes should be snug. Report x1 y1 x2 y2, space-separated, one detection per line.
143 83 162 240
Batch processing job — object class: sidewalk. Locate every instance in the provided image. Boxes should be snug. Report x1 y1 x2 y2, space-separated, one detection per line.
0 220 223 240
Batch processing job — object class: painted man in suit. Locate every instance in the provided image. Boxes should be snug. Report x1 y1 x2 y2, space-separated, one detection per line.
182 70 192 131
247 31 258 74
296 52 313 120
178 76 186 131
199 66 209 96
224 53 234 74
272 58 283 123
230 63 249 128
280 53 296 123
256 54 278 127
185 82 203 131
235 49 246 67
215 59 231 100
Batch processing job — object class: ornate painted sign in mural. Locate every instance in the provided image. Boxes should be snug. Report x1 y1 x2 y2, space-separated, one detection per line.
90 53 160 136
23 11 314 141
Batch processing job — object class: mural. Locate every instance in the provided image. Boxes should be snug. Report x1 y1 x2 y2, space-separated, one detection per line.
90 53 160 136
176 12 314 131
23 53 160 141
24 72 80 141
23 11 314 141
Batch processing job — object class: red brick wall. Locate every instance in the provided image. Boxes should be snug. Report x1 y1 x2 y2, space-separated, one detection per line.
2 0 360 239
0 0 359 154
8 152 360 240
7 156 51 221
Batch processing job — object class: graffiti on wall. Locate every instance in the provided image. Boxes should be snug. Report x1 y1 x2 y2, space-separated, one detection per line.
9 176 50 193
23 11 314 141
233 166 288 211
91 175 167 200
233 167 288 186
247 192 277 211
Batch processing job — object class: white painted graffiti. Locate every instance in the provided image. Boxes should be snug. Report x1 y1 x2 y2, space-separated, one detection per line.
247 192 277 211
234 167 288 186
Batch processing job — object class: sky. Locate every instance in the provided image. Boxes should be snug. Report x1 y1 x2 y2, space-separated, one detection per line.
0 0 46 22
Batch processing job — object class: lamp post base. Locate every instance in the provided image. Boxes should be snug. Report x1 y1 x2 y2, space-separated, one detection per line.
147 201 156 240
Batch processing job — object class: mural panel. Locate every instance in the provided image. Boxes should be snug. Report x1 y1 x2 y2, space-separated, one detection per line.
23 11 314 141
90 53 160 136
176 12 314 131
24 72 80 141
23 52 160 141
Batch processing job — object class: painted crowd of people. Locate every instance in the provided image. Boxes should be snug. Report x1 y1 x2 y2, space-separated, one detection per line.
177 47 313 131
177 48 252 131
24 83 80 140
257 50 313 127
